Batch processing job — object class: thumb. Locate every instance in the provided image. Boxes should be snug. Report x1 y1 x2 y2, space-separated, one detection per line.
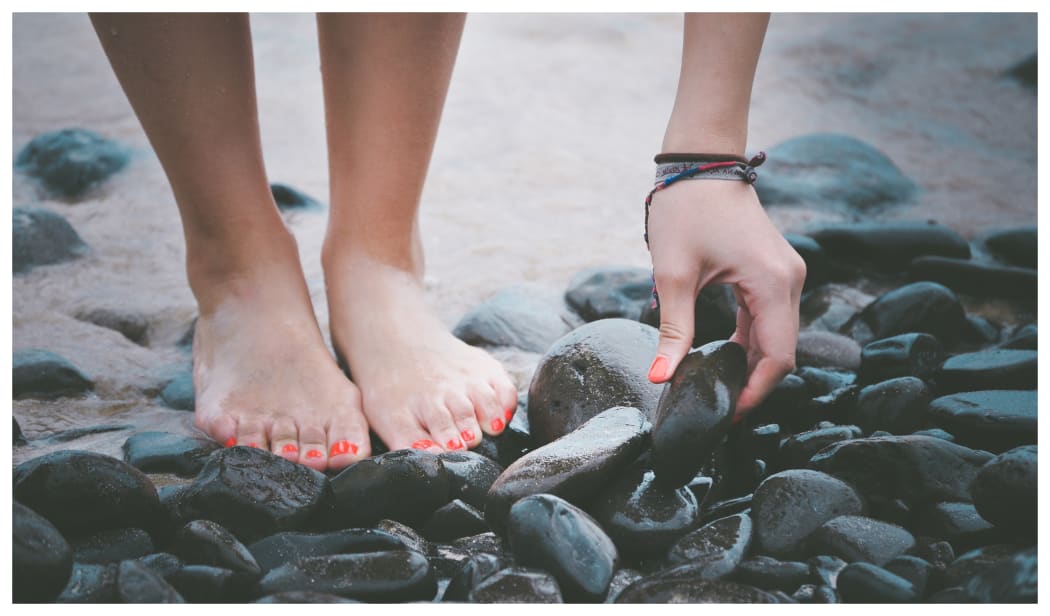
648 285 697 384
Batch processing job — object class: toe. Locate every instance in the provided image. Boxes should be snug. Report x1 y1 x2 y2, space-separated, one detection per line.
297 422 329 472
445 391 482 449
471 382 507 436
326 411 370 472
490 375 519 423
236 417 270 451
203 413 238 448
269 417 300 462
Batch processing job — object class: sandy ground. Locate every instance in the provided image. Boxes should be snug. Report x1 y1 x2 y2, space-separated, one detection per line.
11 13 1037 467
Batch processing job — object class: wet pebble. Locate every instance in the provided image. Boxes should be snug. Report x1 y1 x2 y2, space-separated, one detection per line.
799 284 874 333
159 370 195 411
883 555 933 596
1001 323 1037 350
57 563 119 603
732 556 811 592
330 449 450 529
269 182 322 211
437 450 504 511
467 567 563 603
255 591 358 603
778 426 855 470
665 513 752 580
916 502 998 552
858 333 943 384
70 527 154 564
809 554 848 588
796 330 861 371
122 431 220 477
564 266 653 322
422 499 488 543
792 584 839 603
934 350 1037 394
256 551 434 602
507 494 618 602
796 366 856 396
603 568 644 603
810 220 968 272
850 377 929 435
983 225 1036 268
117 560 185 603
453 285 580 353
450 532 508 559
941 544 1021 590
16 128 130 198
13 348 94 399
908 256 1036 299
133 552 184 578
842 281 965 345
961 546 1036 603
701 494 753 524
927 390 1036 452
171 519 260 576
443 553 511 602
616 578 778 603
807 515 915 566
169 565 244 603
971 445 1037 537
13 501 73 603
13 206 90 276
247 528 405 574
836 562 918 603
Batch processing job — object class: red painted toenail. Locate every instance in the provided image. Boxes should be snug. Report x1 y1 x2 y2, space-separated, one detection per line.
224 437 236 448
412 439 435 450
461 429 475 442
491 418 504 432
331 440 358 457
447 439 463 450
282 443 298 455
505 408 514 421
306 449 323 459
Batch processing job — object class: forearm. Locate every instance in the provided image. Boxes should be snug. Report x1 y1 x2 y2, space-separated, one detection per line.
662 13 769 154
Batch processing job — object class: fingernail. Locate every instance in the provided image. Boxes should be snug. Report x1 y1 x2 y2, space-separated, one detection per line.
282 443 298 455
249 442 259 449
330 440 357 457
648 355 670 383
224 437 236 448
306 449 323 459
447 439 463 450
504 408 514 421
491 418 504 432
461 429 475 442
412 439 435 450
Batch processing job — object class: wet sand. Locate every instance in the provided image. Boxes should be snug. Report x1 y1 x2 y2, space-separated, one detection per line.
11 13 1037 467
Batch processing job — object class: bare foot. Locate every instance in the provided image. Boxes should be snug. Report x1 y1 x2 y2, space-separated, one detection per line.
323 253 518 454
191 232 370 472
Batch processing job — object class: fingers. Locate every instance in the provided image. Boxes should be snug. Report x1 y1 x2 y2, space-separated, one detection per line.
648 275 698 384
734 284 800 416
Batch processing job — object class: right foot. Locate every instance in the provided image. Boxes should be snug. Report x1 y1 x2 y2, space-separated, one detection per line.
190 231 370 472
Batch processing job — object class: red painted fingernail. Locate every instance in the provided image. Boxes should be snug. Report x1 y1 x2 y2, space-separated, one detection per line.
411 439 435 450
224 437 236 448
504 408 514 421
648 355 670 383
306 449 323 459
491 418 504 432
447 439 463 450
330 440 358 457
249 442 259 449
282 443 298 455
461 429 475 442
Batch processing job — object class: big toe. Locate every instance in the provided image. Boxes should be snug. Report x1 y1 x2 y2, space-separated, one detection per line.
326 414 371 472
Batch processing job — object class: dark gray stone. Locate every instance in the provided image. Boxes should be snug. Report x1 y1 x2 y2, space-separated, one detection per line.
565 266 653 322
858 333 943 385
665 513 752 579
247 528 405 574
778 427 855 470
16 128 130 198
1002 323 1037 350
256 551 434 602
56 563 119 603
796 366 856 397
604 568 644 603
702 494 753 524
792 584 840 603
908 256 1036 300
255 591 358 603
13 207 89 275
927 390 1037 453
808 554 849 587
732 556 811 593
971 445 1037 536
1005 54 1037 90
942 544 1021 589
453 285 579 353
122 431 220 477
330 449 450 529
850 377 930 436
13 501 73 603
450 532 508 560
961 547 1037 603
132 552 184 579
117 560 185 603
883 555 932 596
270 183 322 211
171 519 260 576
422 499 488 543
915 502 998 553
159 370 195 411
75 308 149 345
168 565 246 603
796 331 861 371
467 567 563 603
437 451 503 512
69 527 154 564
799 284 874 333
807 515 915 566
616 578 778 603
836 562 918 603
809 221 968 271
14 417 28 445
13 349 93 399
443 553 510 602
842 282 966 345
935 350 1037 394
983 226 1036 268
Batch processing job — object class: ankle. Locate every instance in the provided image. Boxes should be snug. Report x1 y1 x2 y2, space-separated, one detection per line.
321 233 425 281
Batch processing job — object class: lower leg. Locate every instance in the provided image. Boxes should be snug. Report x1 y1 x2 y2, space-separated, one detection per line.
317 13 517 453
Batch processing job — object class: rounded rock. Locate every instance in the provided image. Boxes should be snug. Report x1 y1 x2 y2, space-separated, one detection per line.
13 501 73 603
971 445 1037 536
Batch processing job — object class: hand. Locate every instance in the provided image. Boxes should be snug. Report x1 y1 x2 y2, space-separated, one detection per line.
645 179 806 418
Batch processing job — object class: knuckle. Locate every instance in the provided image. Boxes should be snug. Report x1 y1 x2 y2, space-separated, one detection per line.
659 321 691 344
654 267 694 289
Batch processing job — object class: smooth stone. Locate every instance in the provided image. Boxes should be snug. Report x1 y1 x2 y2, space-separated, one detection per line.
651 341 747 488
796 366 855 397
588 465 701 558
168 565 243 603
13 207 89 275
255 591 358 603
751 470 864 560
56 563 119 603
453 285 580 353
927 390 1037 452
467 567 563 603
701 494 753 524
75 307 149 345
171 519 260 576
640 284 738 348
527 318 662 444
1005 53 1037 89
159 371 195 411
422 499 488 543
437 451 504 511
256 551 434 602
443 553 510 602
778 427 855 470
935 350 1037 394
807 515 915 566
15 128 129 198
169 447 330 543
70 528 154 564
850 377 930 436
665 513 752 579
915 539 956 573
270 183 322 211
13 349 93 399
13 501 73 602
14 450 162 538
808 554 849 587
785 233 830 289
450 532 508 559
1001 323 1037 350
916 502 997 553
913 428 955 442
372 519 432 556
15 417 28 445
746 374 809 427
687 475 715 508
133 552 184 579
971 445 1037 536
604 568 644 603
908 256 1037 300
117 560 185 603
961 547 1037 603
799 285 875 333
797 385 860 432
858 333 943 384
122 431 220 477
842 282 966 345
809 221 968 271
792 584 839 603
330 449 449 528
470 426 532 469
423 543 472 581
616 578 778 604
754 133 917 211
485 406 650 531
507 494 618 602
808 435 993 508
564 266 653 322
796 331 861 371
883 555 932 596
247 528 405 574
962 314 1002 346
942 544 1021 589
732 556 811 592
836 562 918 603
983 226 1036 269
39 423 132 444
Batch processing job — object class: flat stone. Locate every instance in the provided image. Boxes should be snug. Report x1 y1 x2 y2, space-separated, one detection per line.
616 578 779 603
132 552 184 579
808 435 993 509
883 555 933 596
792 584 840 603
485 406 650 531
122 431 220 477
330 449 450 529
850 377 930 436
809 221 968 271
16 128 130 198
858 333 943 384
75 307 149 345
665 513 752 580
255 551 434 602
751 469 864 560
807 515 915 566
467 567 563 603
247 528 405 574
255 591 358 603
56 563 119 603
961 547 1037 603
453 285 580 353
69 527 154 564
171 519 260 576
159 370 195 411
443 553 511 602
1001 323 1037 350
942 544 1021 589
168 565 244 603
796 331 861 371
799 284 874 333
564 266 653 322
983 226 1036 269
437 451 503 511
604 568 645 603
117 560 185 603
935 350 1037 393
915 502 998 552
908 256 1036 300
13 349 93 399
701 494 753 525
808 554 848 587
450 532 508 559
422 499 488 543
778 427 855 470
13 501 73 603
526 318 662 444
842 282 966 345
270 183 322 211
169 447 330 543
13 207 89 275
14 450 162 538
796 367 856 397
731 556 811 593
971 445 1037 537
927 390 1037 452
836 562 918 603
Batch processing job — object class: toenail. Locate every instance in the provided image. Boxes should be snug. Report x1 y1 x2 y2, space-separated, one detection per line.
412 439 435 450
460 429 475 442
306 449 323 459
224 437 236 448
491 418 504 432
282 443 298 455
331 440 358 457
447 439 463 450
505 408 514 421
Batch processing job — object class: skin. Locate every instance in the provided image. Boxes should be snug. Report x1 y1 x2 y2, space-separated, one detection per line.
646 14 806 417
